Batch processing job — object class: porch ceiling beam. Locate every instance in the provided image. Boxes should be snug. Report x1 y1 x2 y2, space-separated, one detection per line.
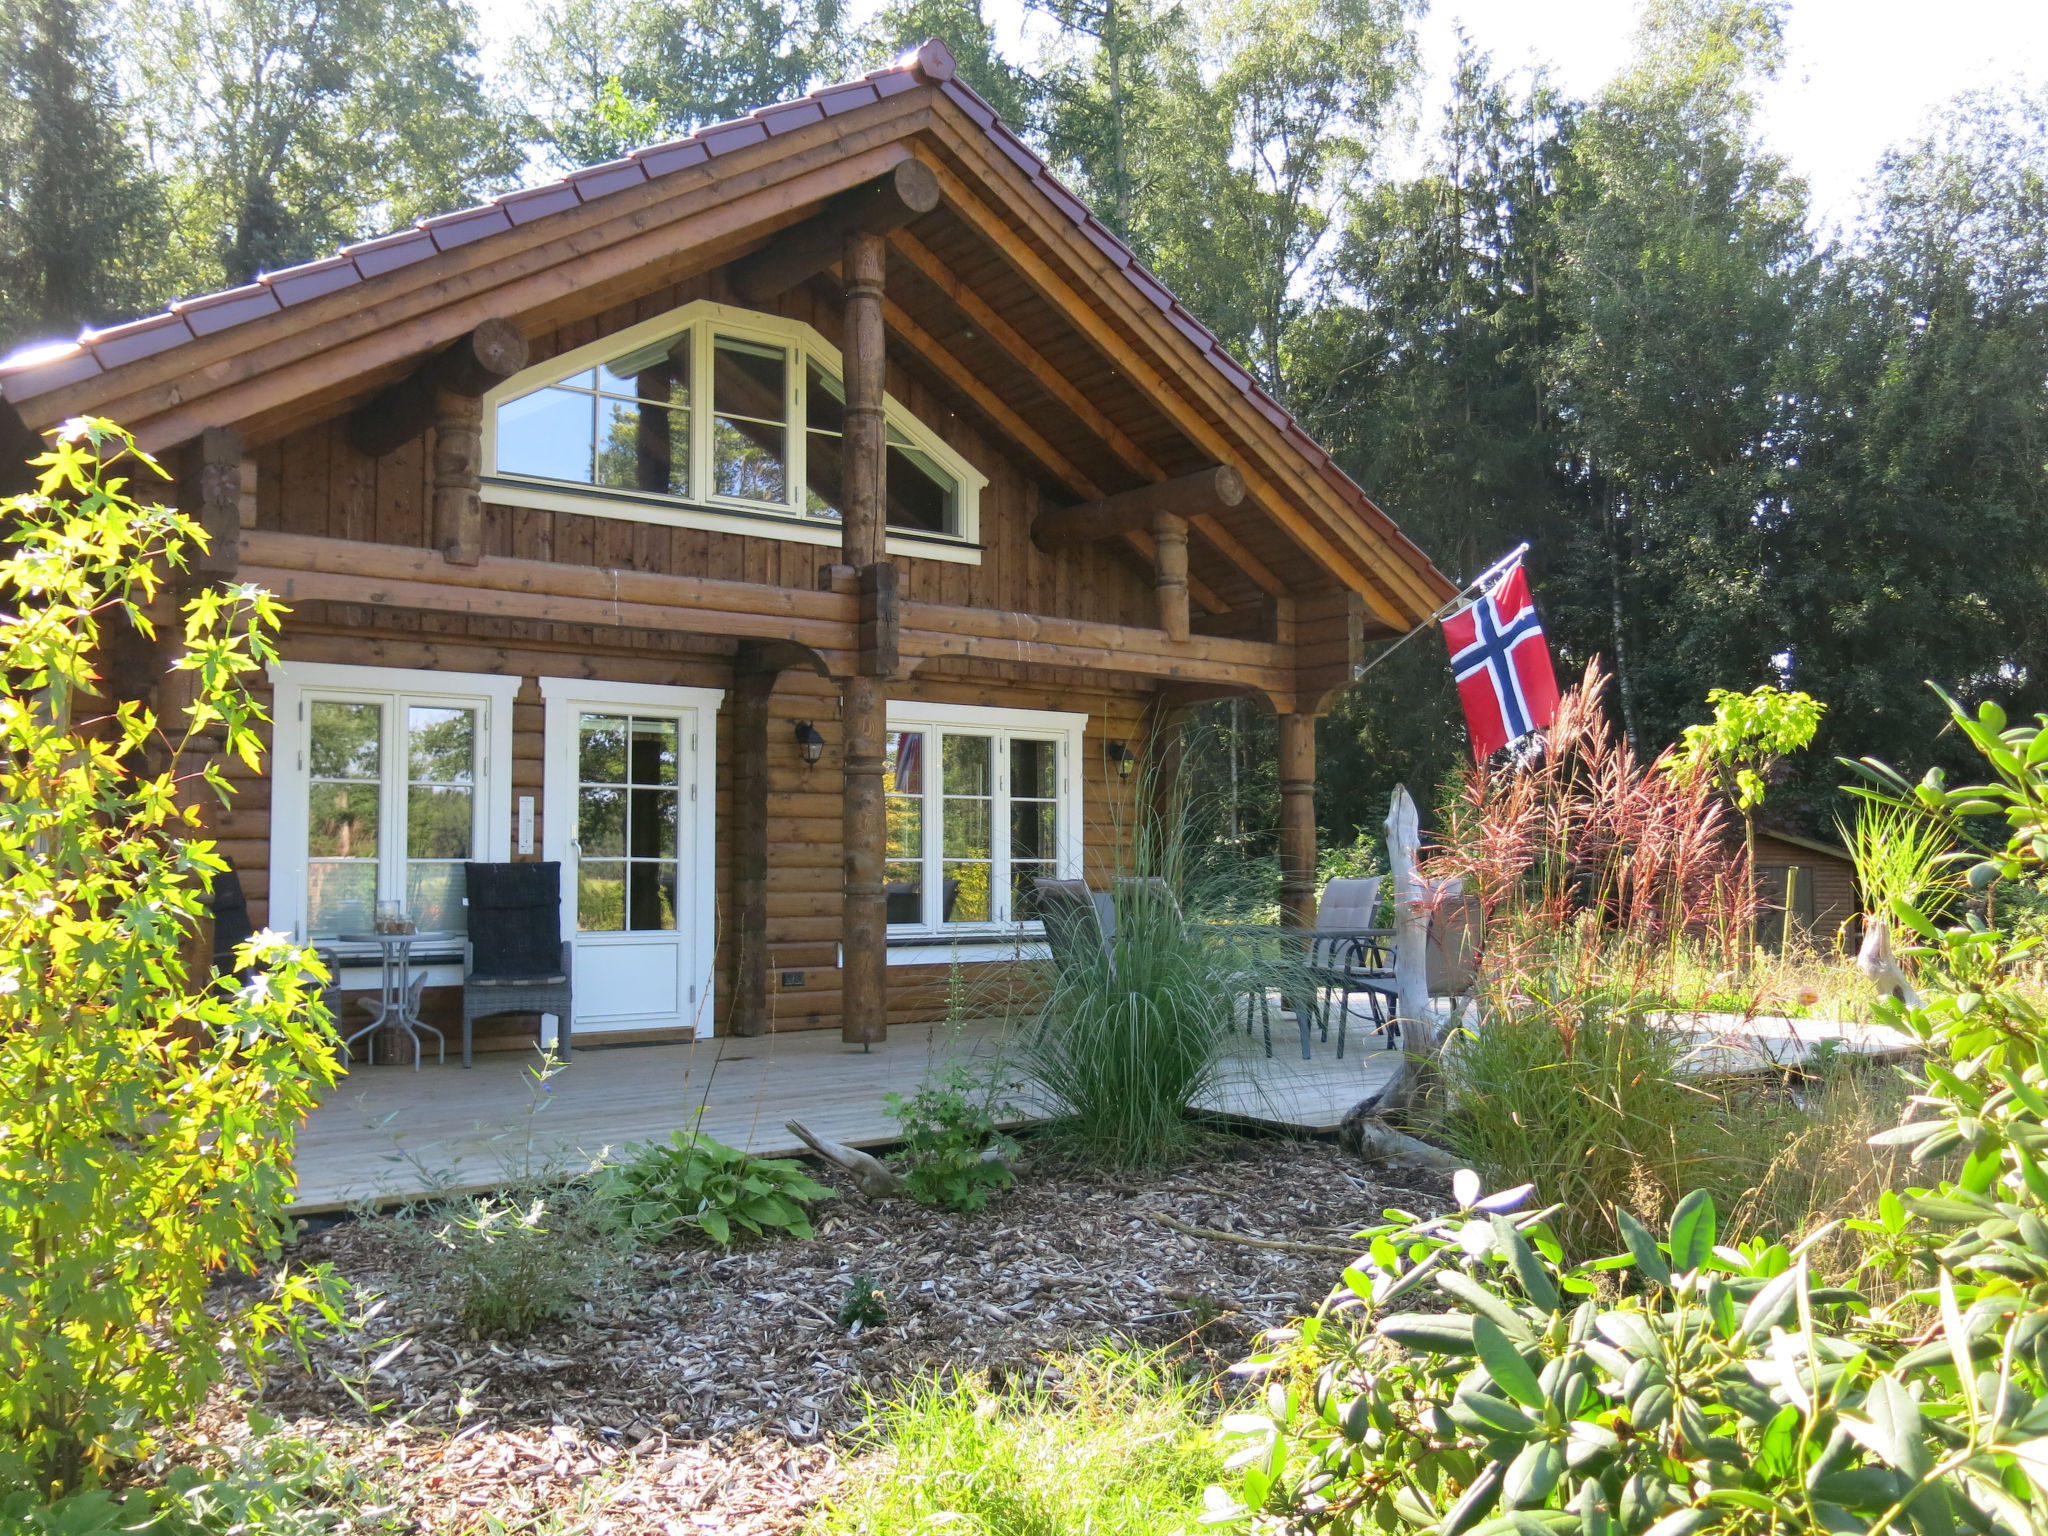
236 529 1292 690
913 142 1428 630
734 161 940 306
875 296 1229 617
1031 465 1244 550
890 228 1287 600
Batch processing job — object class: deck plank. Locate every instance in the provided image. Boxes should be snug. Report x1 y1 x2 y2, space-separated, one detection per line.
288 1015 1404 1212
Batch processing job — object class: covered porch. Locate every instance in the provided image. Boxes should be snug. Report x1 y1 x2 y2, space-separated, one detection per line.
287 1018 1406 1213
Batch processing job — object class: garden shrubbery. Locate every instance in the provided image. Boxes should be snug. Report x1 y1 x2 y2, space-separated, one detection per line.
1223 686 2048 1535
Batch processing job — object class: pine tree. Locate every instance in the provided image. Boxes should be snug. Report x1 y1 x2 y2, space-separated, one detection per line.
0 0 165 351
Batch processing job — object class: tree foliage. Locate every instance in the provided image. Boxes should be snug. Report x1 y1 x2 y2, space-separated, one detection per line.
0 420 339 1493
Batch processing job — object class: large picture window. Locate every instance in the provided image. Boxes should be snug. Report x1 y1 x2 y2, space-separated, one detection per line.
270 663 519 945
883 702 1086 933
483 301 985 562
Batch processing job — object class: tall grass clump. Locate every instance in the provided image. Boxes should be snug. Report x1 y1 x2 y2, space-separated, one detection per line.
1021 729 1313 1168
814 1348 1219 1536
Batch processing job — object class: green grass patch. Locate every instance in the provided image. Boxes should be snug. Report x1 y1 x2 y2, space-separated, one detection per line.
813 1348 1221 1536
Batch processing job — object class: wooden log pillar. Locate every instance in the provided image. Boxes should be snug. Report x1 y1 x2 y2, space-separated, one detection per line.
728 666 774 1037
1152 510 1190 643
840 229 892 1047
433 390 485 566
1278 712 1318 929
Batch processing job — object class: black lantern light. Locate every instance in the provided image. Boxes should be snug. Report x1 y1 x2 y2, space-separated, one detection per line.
794 721 825 766
1107 740 1135 779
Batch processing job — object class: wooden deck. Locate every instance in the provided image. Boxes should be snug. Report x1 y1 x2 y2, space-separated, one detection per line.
289 1013 1405 1212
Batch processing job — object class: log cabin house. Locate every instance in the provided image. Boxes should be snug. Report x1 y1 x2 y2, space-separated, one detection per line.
0 41 1454 1054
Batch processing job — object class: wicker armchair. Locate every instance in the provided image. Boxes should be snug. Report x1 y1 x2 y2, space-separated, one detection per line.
460 862 573 1067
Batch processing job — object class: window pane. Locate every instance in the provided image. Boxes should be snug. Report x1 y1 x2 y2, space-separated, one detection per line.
308 782 378 858
579 785 624 857
597 395 687 496
884 865 923 925
407 862 466 934
629 788 679 858
407 785 473 859
941 734 991 797
714 336 786 420
409 705 474 784
629 718 679 785
1011 799 1056 863
598 332 687 397
579 861 625 932
886 731 923 795
885 443 956 533
714 418 787 501
308 861 377 938
805 430 844 521
942 798 991 860
497 386 595 483
310 700 381 780
579 715 627 784
943 863 990 922
807 361 845 433
1011 738 1057 800
628 860 678 931
1012 863 1056 920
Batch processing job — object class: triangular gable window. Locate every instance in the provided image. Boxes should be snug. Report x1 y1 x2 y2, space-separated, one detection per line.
482 301 984 562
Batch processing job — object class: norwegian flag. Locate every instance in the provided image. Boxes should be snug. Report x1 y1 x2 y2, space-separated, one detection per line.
1442 557 1560 761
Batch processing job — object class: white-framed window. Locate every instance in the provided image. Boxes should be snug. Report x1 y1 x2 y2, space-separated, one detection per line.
268 662 519 943
482 300 987 565
883 701 1087 936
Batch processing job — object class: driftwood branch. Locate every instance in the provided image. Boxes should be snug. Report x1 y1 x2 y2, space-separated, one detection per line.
785 1119 905 1198
1856 916 1922 1008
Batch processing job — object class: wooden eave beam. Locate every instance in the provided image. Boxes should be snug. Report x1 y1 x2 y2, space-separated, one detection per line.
346 318 529 458
237 529 1293 692
891 228 1287 599
735 161 940 305
913 139 1439 629
1032 465 1244 549
15 89 938 448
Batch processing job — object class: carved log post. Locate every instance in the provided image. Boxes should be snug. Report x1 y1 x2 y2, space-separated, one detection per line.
433 390 485 566
1278 712 1318 929
1152 510 1190 643
729 664 774 1037
840 229 891 1047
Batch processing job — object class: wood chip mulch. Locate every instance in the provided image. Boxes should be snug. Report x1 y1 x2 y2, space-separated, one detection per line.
228 1136 1443 1533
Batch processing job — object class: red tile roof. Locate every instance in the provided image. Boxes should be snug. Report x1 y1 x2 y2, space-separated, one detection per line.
0 38 1451 605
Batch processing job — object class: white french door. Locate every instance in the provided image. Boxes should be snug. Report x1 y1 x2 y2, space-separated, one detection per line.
540 678 722 1037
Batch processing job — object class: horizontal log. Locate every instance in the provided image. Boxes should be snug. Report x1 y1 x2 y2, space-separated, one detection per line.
348 319 529 459
735 161 941 305
1032 465 1246 551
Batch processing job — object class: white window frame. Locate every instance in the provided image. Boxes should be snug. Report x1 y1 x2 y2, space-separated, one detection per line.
480 299 987 565
268 662 520 980
881 700 1087 949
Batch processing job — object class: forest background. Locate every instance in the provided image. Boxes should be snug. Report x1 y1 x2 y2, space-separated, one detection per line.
2 0 2043 853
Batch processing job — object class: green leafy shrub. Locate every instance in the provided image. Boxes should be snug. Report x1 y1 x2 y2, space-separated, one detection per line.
597 1128 833 1244
1225 687 2048 1536
408 1187 623 1338
886 1064 1020 1212
837 1273 888 1333
0 421 340 1493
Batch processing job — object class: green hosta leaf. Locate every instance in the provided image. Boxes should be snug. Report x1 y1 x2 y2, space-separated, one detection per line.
1666 1191 1716 1274
1475 1315 1547 1409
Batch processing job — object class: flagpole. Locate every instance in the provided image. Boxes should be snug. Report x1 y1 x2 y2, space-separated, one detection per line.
1349 541 1531 686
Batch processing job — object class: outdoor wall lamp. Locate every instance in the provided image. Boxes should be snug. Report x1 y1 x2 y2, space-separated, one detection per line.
1107 740 1136 779
794 721 825 766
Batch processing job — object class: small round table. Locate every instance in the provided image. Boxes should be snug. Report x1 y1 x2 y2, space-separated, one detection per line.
337 931 460 1069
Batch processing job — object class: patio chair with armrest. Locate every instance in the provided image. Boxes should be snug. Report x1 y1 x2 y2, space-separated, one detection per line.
1304 876 1398 1057
460 861 573 1068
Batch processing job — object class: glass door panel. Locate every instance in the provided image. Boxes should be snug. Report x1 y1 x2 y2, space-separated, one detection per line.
405 704 475 932
941 733 993 923
576 712 681 933
307 700 382 938
885 730 924 924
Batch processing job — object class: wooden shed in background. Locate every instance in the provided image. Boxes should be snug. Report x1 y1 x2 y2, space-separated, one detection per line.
1754 827 1861 953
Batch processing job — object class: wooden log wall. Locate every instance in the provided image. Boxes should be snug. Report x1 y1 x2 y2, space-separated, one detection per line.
235 271 1168 1051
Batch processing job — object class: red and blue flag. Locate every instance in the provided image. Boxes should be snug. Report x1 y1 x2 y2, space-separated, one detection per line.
1442 558 1560 761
